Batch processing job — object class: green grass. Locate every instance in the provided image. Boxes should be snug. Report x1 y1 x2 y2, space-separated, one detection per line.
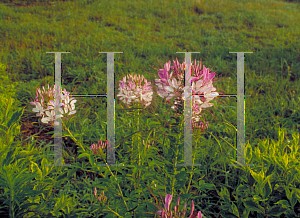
0 0 299 217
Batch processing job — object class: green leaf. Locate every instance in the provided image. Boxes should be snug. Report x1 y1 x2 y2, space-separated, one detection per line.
266 205 287 216
41 157 52 176
52 194 72 216
175 170 187 180
3 148 14 166
89 154 96 166
3 96 13 125
245 142 253 162
14 150 38 160
77 152 90 159
0 124 8 133
286 169 297 185
282 153 289 169
30 161 43 181
290 191 298 208
217 186 230 203
115 129 145 147
56 172 68 181
14 170 36 188
177 179 186 190
7 108 24 130
243 200 264 213
274 200 290 208
260 174 273 198
104 168 110 178
230 203 240 217
198 180 215 191
67 168 78 179
179 193 192 201
249 169 264 185
148 121 160 128
19 202 40 210
129 189 142 199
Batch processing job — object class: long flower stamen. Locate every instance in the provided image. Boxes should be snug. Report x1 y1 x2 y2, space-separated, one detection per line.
30 84 77 126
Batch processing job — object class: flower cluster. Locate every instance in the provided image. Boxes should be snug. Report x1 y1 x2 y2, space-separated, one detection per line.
94 188 107 204
117 73 153 108
143 139 155 149
30 84 76 126
158 194 202 218
90 139 109 154
155 58 219 126
191 119 209 134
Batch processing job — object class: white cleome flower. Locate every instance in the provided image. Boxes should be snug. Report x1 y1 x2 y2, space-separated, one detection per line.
41 110 64 126
32 102 46 117
117 88 137 105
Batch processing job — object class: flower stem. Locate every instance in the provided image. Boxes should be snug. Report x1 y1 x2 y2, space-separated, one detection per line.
61 119 85 152
186 163 195 194
100 153 129 212
172 115 183 197
103 206 122 217
138 108 141 166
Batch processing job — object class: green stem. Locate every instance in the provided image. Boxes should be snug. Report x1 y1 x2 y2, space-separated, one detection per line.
133 107 141 189
100 153 129 212
6 131 9 146
61 119 85 152
172 116 183 196
9 197 14 218
138 109 141 166
186 138 197 194
103 206 122 217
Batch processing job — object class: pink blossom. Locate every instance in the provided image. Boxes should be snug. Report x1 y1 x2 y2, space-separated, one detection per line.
155 58 219 126
90 139 108 154
30 84 77 126
117 73 153 108
157 194 203 218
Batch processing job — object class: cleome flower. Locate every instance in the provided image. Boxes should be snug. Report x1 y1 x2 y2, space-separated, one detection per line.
30 84 77 126
90 139 108 154
117 73 153 108
94 188 107 204
157 194 203 218
155 58 219 126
